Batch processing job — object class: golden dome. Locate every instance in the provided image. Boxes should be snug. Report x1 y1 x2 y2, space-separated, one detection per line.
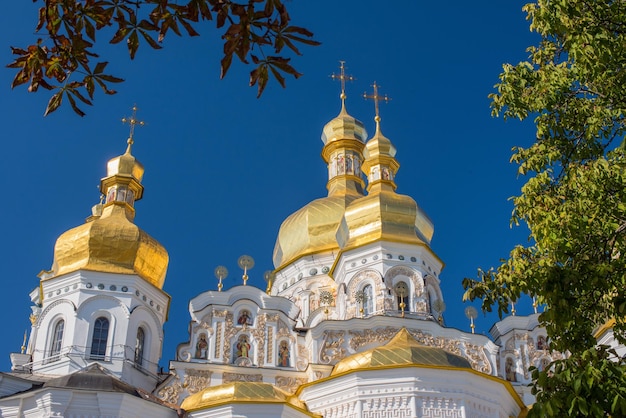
181 381 314 414
337 124 434 251
273 99 367 270
273 186 363 268
321 102 367 146
331 328 471 376
48 138 168 289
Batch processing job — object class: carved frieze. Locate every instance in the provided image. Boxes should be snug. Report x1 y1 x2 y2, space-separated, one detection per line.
275 376 308 394
222 372 263 383
183 369 212 394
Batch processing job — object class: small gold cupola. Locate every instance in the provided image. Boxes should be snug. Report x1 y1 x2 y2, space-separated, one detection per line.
272 63 367 270
336 83 434 250
49 107 169 289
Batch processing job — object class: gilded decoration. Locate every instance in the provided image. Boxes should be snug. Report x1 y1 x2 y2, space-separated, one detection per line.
297 344 310 371
250 313 267 365
344 327 492 373
183 369 212 394
222 372 263 383
346 269 383 318
386 265 424 296
463 342 492 374
267 326 274 363
215 321 223 359
222 312 236 363
275 376 308 394
157 375 183 404
320 330 346 364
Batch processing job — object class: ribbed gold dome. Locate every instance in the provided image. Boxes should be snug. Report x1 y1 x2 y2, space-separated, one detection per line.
331 328 471 376
51 204 168 289
181 381 312 413
273 102 366 270
48 138 168 289
273 187 363 268
337 126 434 250
336 187 433 250
321 102 367 145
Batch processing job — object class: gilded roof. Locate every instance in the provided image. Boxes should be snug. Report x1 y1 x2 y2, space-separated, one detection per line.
51 204 169 289
331 328 471 376
273 188 362 269
49 141 168 289
181 381 314 414
273 102 366 270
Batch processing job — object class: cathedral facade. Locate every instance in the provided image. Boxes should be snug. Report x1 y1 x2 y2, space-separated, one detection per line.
1 86 612 417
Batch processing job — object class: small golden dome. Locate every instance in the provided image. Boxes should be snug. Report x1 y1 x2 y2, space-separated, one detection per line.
336 186 433 250
48 137 168 289
331 328 471 376
321 103 367 146
181 381 312 413
337 125 434 250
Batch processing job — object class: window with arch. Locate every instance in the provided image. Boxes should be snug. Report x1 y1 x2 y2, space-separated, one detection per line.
135 327 145 366
90 317 110 360
49 319 64 360
395 281 409 313
362 284 374 316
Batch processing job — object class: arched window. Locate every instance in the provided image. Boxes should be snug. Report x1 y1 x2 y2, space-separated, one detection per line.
135 327 145 366
49 320 64 360
395 282 409 313
362 285 374 316
90 317 110 360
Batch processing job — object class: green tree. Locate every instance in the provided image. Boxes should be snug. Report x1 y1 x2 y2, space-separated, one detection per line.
8 0 319 116
462 1 626 416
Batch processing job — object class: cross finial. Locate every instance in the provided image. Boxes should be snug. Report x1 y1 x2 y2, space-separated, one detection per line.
363 82 391 128
330 61 355 105
121 105 145 152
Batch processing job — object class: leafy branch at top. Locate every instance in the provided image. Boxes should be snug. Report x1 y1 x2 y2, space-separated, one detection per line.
8 0 320 116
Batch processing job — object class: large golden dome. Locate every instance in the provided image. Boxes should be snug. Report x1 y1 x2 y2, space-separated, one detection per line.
273 101 367 269
181 381 314 414
331 328 471 376
48 138 168 289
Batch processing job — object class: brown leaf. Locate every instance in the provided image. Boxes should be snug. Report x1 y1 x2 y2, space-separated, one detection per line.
44 91 64 116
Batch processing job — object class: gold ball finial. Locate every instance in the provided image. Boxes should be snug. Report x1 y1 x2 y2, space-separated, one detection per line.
214 265 228 292
237 255 255 285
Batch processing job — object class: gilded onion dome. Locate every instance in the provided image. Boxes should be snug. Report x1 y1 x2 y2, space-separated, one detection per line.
50 137 169 289
181 381 315 415
331 328 471 376
273 69 367 270
336 88 434 251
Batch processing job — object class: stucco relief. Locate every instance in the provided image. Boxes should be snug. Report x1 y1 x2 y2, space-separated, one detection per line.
222 372 263 383
320 330 346 364
183 369 212 394
275 376 308 394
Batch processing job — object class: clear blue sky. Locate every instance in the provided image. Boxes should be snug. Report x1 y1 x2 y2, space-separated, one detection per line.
0 1 538 370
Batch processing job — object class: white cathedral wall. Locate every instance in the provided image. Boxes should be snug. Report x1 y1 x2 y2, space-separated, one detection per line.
186 403 314 418
0 389 178 418
299 368 522 418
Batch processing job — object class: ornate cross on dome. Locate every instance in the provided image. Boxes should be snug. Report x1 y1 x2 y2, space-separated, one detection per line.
121 105 145 150
330 61 354 101
363 82 391 124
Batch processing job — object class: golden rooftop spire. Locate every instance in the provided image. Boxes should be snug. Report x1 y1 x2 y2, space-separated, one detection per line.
121 105 145 152
363 82 391 132
330 61 354 106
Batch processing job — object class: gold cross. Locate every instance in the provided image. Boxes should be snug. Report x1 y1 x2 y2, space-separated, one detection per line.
121 105 145 147
330 61 355 100
363 82 391 122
